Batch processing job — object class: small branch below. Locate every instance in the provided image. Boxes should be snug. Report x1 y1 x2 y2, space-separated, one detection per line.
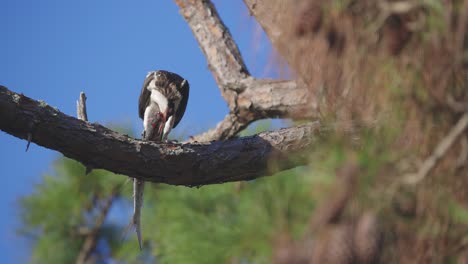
75 186 120 264
403 112 468 184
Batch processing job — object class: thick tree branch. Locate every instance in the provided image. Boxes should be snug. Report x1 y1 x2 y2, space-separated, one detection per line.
175 0 249 86
0 86 322 186
238 78 317 121
176 0 318 141
190 113 248 142
191 79 317 142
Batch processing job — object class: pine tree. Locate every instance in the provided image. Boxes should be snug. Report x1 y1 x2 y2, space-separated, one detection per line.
18 122 321 263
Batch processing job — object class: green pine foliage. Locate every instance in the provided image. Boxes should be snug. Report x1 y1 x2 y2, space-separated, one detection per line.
140 168 315 264
18 121 323 263
16 2 468 261
18 157 127 263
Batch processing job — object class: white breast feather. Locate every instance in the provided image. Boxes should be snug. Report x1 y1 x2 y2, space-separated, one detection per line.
143 105 152 131
150 89 168 114
147 79 168 114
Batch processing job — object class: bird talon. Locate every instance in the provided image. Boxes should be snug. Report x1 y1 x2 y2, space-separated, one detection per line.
25 132 32 152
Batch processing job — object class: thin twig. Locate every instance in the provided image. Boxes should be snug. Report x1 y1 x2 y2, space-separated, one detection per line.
76 92 93 175
76 92 88 121
403 112 468 184
75 186 121 264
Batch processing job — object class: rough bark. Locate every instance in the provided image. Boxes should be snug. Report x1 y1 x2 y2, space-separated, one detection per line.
190 78 317 142
0 86 321 186
175 0 250 94
2 0 321 186
176 0 318 141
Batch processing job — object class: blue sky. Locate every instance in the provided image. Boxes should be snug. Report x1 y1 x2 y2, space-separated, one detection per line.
0 1 276 262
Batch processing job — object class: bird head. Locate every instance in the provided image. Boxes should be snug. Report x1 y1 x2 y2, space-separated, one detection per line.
139 70 189 142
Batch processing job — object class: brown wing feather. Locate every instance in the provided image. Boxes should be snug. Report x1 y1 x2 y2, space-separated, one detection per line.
138 70 189 127
138 73 154 119
153 70 189 128
173 79 189 128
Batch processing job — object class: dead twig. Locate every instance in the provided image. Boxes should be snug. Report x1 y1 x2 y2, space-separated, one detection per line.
76 92 93 175
76 92 88 121
75 185 121 264
403 112 468 184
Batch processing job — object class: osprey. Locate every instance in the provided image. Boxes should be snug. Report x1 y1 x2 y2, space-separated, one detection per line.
139 70 190 141
132 70 189 249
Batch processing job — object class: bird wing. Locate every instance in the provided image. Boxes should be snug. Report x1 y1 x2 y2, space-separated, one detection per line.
173 78 189 128
138 73 154 120
139 70 189 128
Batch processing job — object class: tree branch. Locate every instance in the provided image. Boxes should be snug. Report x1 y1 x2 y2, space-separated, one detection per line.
76 186 120 264
175 0 249 92
0 86 322 186
403 112 468 185
176 0 318 141
76 92 88 121
190 79 317 142
189 113 248 142
237 78 317 121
